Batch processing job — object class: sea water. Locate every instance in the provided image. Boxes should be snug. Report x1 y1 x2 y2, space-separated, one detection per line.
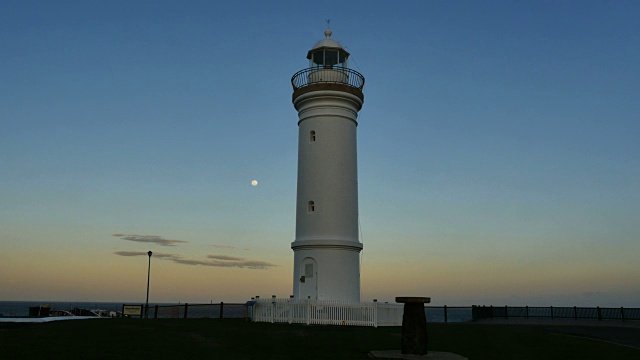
0 301 128 317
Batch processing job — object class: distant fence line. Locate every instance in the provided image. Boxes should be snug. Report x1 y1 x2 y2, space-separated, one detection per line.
120 302 640 324
122 303 248 319
471 305 640 321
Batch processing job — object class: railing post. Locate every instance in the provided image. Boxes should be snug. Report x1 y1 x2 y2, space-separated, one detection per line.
505 305 508 319
574 306 577 320
550 306 553 319
271 296 276 324
444 305 448 323
288 296 293 324
154 305 158 319
597 306 602 321
373 299 378 328
184 303 188 319
220 302 224 319
525 306 529 319
621 307 625 321
306 296 311 325
490 305 494 319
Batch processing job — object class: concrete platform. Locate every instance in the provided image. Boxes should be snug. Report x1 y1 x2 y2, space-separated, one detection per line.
368 350 468 359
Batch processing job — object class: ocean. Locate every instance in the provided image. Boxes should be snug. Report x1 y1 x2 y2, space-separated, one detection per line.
0 301 129 317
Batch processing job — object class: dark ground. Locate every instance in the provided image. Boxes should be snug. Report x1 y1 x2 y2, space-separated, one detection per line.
1 317 639 359
473 318 640 349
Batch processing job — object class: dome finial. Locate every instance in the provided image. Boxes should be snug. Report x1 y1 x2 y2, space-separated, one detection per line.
324 19 332 38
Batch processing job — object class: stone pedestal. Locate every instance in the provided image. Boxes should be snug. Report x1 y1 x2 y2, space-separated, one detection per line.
396 297 431 356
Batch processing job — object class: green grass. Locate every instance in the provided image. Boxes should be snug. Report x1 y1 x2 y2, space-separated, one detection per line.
1 319 639 359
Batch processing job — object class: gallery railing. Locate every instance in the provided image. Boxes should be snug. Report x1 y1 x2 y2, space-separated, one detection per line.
291 67 365 91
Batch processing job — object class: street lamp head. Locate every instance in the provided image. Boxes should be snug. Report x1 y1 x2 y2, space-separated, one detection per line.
148 251 153 257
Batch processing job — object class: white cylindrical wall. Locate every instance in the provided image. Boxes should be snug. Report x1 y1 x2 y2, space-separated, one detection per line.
292 89 364 303
292 246 361 302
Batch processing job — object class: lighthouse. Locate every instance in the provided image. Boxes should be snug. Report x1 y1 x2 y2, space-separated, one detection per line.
290 28 365 303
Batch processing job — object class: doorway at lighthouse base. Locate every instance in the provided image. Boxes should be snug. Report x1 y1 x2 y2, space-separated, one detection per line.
299 257 318 300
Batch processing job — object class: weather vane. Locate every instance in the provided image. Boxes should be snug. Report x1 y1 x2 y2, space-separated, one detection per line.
326 19 331 29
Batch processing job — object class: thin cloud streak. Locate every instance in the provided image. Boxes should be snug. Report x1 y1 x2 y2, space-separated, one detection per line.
114 251 180 259
208 255 244 261
172 258 276 269
114 251 274 270
113 234 188 246
210 244 250 251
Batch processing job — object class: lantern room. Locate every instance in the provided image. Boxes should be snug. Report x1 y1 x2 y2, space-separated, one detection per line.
306 29 350 69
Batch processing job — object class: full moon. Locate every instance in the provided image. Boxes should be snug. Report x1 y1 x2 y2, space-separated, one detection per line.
251 180 258 187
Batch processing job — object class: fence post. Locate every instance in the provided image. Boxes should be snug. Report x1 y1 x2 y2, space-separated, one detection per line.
550 306 553 319
490 305 493 319
574 306 577 320
271 296 276 324
505 305 508 319
121 304 125 318
597 306 602 321
184 303 188 319
288 296 293 324
444 305 448 323
525 306 529 319
154 305 158 319
220 302 224 319
621 307 625 321
373 299 378 328
306 296 311 325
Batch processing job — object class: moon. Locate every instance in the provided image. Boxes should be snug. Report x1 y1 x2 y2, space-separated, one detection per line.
251 180 258 187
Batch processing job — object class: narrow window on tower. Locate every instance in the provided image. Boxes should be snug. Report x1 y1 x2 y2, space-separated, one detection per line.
310 130 316 142
307 201 315 213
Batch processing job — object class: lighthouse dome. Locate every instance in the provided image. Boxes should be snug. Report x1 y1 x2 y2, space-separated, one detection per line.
306 29 350 67
311 29 343 50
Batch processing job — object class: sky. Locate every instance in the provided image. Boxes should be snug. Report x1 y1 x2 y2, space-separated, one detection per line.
1 0 638 307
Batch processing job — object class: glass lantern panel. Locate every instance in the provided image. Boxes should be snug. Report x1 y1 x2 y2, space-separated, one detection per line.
325 50 338 67
338 51 347 67
312 51 323 67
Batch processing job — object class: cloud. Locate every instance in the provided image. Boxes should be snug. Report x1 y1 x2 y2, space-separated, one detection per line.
172 258 276 270
113 246 274 270
113 234 188 246
210 244 250 251
114 251 147 257
114 251 180 259
208 255 244 261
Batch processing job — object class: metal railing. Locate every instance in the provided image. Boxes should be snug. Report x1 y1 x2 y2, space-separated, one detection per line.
124 303 249 319
120 302 640 324
471 305 640 321
291 67 365 91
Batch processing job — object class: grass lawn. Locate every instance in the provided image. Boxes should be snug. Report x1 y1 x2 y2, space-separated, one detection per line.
1 319 639 359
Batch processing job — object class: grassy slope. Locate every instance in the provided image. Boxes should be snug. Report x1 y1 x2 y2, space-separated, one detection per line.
1 319 639 359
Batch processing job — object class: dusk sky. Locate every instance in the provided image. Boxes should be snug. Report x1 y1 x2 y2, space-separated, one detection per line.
1 0 638 306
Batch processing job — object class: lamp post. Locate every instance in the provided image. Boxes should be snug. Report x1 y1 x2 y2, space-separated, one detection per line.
145 250 152 318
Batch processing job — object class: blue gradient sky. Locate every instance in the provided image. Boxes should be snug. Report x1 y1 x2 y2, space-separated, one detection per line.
1 0 638 306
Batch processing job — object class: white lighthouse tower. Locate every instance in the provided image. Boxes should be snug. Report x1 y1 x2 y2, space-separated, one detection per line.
291 28 365 303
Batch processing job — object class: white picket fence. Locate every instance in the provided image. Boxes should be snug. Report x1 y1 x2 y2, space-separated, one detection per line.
250 297 404 327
